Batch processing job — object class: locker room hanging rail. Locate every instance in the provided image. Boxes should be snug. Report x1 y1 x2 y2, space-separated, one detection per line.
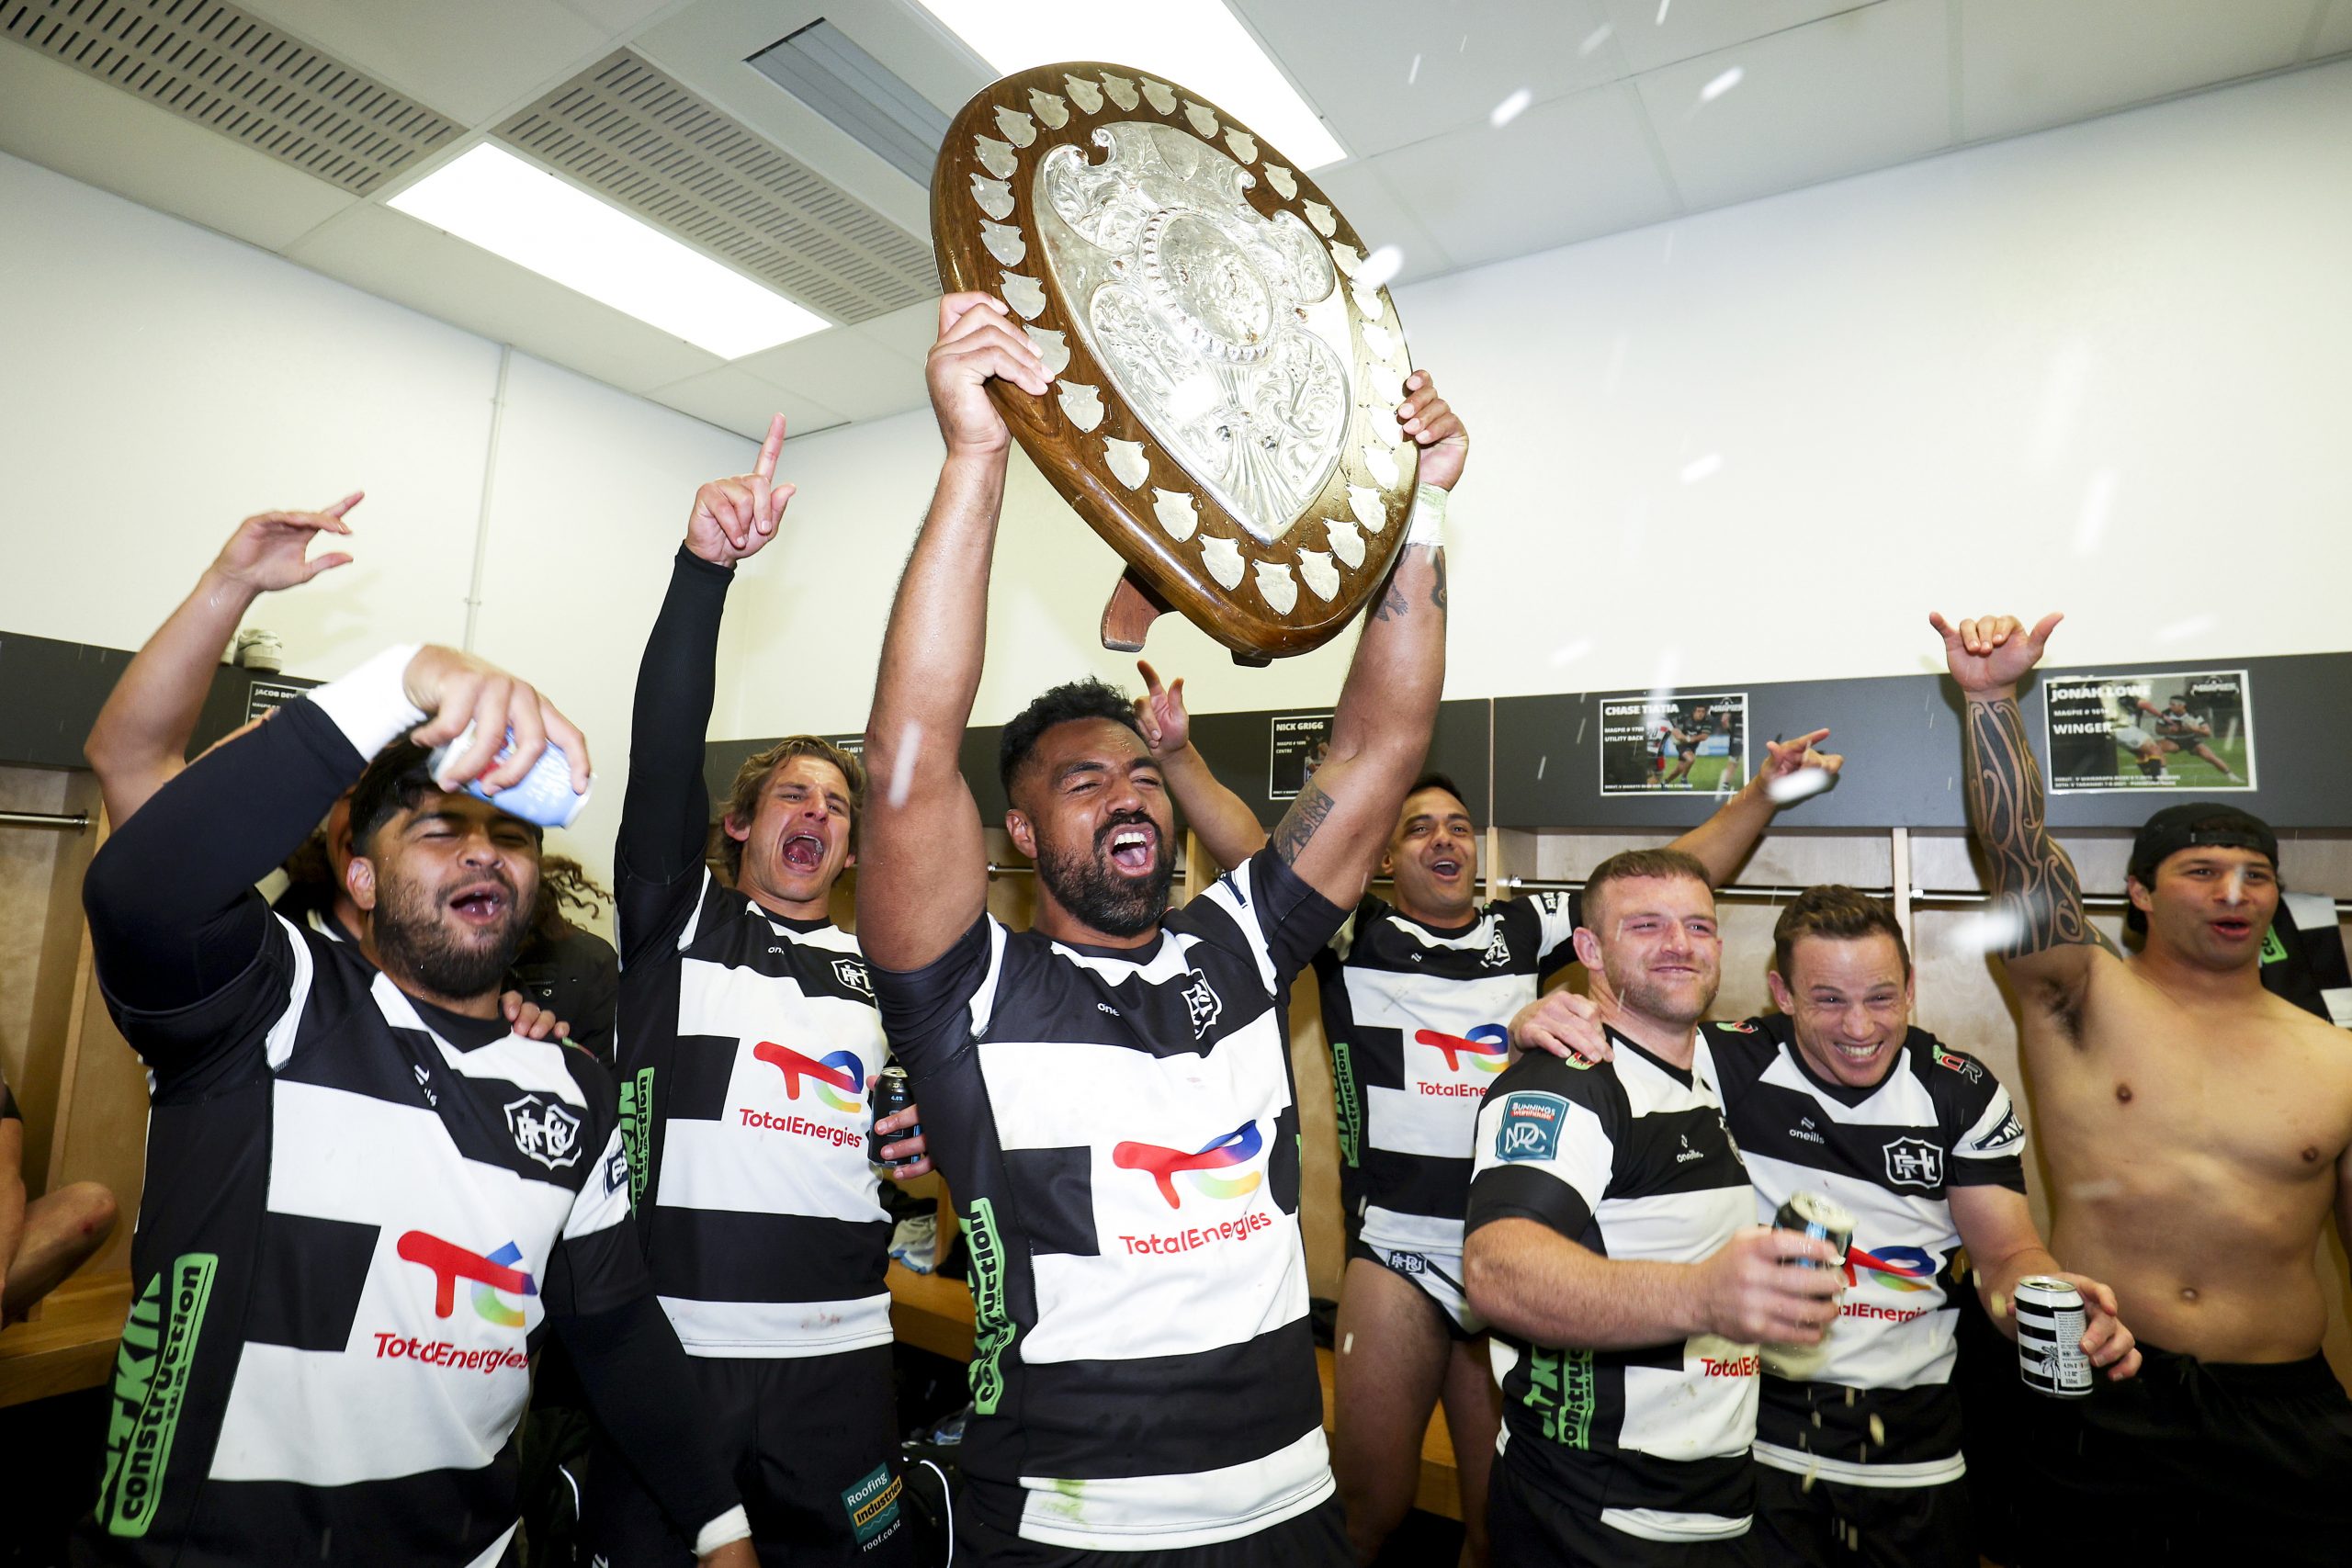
0 809 89 831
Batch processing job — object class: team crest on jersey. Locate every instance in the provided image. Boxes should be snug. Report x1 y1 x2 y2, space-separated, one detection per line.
1882 1136 1943 1189
504 1094 585 1170
1496 1092 1568 1163
1480 922 1510 969
1180 971 1223 1039
832 957 874 998
1971 1106 2025 1154
1934 1049 1984 1083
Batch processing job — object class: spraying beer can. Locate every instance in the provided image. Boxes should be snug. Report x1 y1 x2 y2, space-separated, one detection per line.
1771 1191 1854 1269
426 723 592 829
869 1064 920 1170
2014 1275 2095 1397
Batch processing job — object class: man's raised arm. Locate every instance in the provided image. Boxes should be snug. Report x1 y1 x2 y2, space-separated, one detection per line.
85 496 359 825
1261 371 1463 908
1668 728 1844 886
858 295 1050 972
1933 611 2114 1017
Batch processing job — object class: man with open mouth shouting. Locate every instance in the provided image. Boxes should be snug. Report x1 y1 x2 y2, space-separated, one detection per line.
855 290 1460 1565
584 416 926 1568
1137 673 1839 1565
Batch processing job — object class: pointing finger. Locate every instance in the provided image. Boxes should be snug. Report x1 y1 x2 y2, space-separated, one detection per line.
752 413 786 482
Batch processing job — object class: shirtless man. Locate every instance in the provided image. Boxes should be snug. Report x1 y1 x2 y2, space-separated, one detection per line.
1934 610 2352 1562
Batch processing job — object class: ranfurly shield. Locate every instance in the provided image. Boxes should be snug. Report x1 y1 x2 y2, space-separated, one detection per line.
931 62 1418 662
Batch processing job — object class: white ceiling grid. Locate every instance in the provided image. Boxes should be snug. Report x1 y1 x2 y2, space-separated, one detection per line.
0 0 2344 441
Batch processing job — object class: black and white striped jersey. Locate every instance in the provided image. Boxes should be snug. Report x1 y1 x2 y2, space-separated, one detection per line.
615 870 893 1358
1710 1015 2025 1487
1467 1025 1759 1546
1314 892 1578 1260
89 916 640 1567
872 849 1343 1552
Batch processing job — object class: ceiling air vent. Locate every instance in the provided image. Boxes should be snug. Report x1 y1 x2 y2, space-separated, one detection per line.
495 51 939 326
747 19 957 187
1 0 459 195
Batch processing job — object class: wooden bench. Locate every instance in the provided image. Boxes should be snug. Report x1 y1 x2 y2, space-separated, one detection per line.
0 1269 130 1409
886 1263 1463 1520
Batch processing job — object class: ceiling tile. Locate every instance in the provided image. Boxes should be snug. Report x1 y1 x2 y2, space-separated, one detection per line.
283 201 722 392
1368 83 1679 272
552 0 681 34
1600 0 1881 73
734 328 929 423
2316 0 2352 57
848 300 948 363
1230 0 1621 160
649 366 847 442
0 44 356 251
1306 159 1456 280
1635 0 1951 212
1959 0 2317 141
233 0 610 125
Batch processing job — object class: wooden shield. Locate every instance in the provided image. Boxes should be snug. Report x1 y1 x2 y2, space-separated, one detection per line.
931 62 1418 660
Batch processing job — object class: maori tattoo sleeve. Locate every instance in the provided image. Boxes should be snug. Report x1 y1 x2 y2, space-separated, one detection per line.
1271 778 1336 867
1962 696 2117 959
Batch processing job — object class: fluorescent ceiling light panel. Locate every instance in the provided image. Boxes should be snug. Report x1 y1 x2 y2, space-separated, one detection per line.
386 143 830 358
907 0 1346 169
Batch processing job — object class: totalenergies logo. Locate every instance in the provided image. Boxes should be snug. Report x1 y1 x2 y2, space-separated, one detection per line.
397 1232 537 1326
754 1041 866 1113
1846 1243 1939 1294
1416 1024 1510 1075
1113 1121 1264 1208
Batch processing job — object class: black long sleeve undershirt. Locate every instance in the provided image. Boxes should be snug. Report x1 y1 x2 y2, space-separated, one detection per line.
84 695 364 1016
553 1290 741 1541
616 547 734 955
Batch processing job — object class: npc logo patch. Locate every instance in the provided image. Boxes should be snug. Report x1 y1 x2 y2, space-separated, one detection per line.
1495 1092 1569 1164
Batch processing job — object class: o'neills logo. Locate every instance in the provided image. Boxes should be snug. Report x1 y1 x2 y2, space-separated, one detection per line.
1701 1354 1761 1378
1118 1209 1276 1255
97 1253 217 1539
371 1334 531 1374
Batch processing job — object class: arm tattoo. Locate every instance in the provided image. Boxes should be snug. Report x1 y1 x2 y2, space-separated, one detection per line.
1370 579 1410 623
1962 696 2117 960
1429 549 1448 611
1271 778 1336 867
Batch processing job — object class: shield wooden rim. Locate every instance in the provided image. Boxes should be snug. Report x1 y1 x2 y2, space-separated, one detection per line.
930 60 1418 660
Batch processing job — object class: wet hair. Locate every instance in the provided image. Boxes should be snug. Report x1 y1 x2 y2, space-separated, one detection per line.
1582 847 1713 931
1772 885 1911 982
721 737 866 878
999 679 1146 801
347 739 544 856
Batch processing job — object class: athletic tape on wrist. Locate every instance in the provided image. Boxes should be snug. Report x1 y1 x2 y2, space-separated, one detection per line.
695 1504 752 1555
1406 483 1448 549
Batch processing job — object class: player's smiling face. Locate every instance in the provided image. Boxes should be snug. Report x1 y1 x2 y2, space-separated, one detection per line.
1770 933 1913 1089
729 755 854 916
1584 874 1721 1028
1010 716 1174 942
1383 786 1476 924
355 790 541 1003
2135 848 2278 970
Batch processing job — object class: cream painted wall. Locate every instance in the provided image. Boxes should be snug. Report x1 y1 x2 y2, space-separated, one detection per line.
712 56 2352 739
0 150 752 915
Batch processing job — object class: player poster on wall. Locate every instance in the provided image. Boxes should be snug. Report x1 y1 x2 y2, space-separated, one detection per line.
2042 669 2256 793
1599 691 1750 795
1269 711 1335 800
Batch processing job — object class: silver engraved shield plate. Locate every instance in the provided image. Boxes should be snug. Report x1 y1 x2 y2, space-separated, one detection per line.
1035 121 1348 547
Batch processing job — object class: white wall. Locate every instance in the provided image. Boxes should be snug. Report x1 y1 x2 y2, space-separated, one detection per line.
712 56 2352 739
0 150 752 915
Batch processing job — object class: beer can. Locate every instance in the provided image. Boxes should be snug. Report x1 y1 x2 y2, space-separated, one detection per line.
2014 1275 2094 1397
1772 1191 1854 1269
870 1064 921 1170
428 723 592 829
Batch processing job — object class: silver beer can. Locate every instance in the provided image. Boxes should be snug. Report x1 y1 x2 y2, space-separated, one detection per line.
2014 1275 2095 1397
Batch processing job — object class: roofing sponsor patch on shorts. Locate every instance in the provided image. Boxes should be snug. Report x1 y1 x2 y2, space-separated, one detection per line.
1495 1091 1568 1163
840 1461 903 1549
